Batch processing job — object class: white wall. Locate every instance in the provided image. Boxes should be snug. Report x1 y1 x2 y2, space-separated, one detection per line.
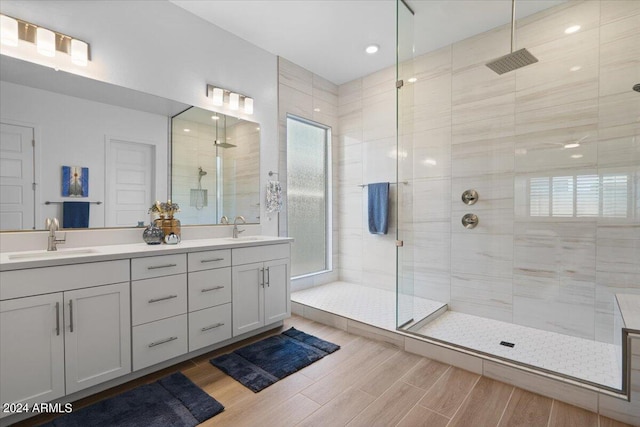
1 81 169 228
0 0 279 249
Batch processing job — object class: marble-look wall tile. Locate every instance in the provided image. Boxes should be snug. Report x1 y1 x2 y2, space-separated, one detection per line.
412 46 452 81
363 90 396 142
599 14 640 97
363 65 395 93
413 177 451 223
313 74 338 103
411 73 452 133
598 93 640 131
515 98 598 136
362 137 397 184
413 270 451 304
338 78 362 107
451 134 515 177
450 273 513 322
452 25 510 71
413 127 451 180
279 83 313 120
600 0 640 25
279 57 313 95
517 0 600 49
451 233 514 279
597 130 640 168
513 295 595 339
516 29 599 114
361 233 397 292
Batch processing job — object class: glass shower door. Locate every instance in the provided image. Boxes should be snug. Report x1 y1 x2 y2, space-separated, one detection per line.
396 0 415 329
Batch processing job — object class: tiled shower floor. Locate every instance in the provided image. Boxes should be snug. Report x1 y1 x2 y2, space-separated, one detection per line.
291 281 622 390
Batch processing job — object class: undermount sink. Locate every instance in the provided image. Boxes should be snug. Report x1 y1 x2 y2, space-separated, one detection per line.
8 248 99 260
225 236 269 242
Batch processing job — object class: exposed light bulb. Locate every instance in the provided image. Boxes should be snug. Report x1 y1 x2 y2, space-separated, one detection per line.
70 39 88 66
36 27 56 57
0 15 19 47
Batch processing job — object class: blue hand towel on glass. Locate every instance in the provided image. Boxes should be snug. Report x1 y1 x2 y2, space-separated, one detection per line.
63 201 90 228
367 182 389 235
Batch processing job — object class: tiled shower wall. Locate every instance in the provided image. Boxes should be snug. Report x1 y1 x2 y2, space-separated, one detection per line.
336 0 639 343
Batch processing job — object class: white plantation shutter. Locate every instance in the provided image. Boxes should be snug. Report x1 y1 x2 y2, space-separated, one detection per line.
576 174 599 217
602 175 628 218
529 177 550 217
552 176 574 217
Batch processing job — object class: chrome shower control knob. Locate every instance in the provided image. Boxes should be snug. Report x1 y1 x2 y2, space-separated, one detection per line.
461 189 479 205
461 213 479 229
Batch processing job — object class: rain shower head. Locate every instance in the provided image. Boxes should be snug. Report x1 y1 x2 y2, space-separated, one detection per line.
486 0 538 75
633 83 640 93
486 48 538 75
214 140 237 149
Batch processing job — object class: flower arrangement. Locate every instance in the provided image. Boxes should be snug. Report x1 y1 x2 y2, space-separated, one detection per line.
148 200 180 219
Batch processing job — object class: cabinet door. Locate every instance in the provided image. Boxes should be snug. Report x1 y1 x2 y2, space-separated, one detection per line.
0 294 65 412
264 258 291 325
232 262 264 336
64 282 131 394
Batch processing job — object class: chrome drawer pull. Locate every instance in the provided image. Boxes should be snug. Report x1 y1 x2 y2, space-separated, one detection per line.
201 258 224 263
201 286 224 293
55 302 60 336
148 336 178 348
69 300 74 333
147 263 177 270
201 323 225 332
148 295 178 304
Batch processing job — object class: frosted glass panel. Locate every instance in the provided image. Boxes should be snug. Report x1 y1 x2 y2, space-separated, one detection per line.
287 117 328 277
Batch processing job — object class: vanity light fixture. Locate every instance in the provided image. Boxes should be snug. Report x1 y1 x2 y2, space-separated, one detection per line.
206 84 254 115
0 15 19 46
0 14 90 66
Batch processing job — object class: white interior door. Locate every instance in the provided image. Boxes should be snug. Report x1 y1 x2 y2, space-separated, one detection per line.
106 138 155 227
0 122 35 230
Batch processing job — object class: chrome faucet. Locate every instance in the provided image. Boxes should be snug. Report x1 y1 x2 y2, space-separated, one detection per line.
46 218 65 251
232 215 246 238
220 215 229 224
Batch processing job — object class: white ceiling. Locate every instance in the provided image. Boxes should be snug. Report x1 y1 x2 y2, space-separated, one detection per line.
170 0 566 85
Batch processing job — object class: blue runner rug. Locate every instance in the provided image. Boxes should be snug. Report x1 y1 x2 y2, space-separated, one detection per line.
42 372 223 427
210 327 340 392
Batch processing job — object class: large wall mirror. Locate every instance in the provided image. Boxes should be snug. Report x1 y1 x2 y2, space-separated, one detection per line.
171 108 260 225
0 56 261 231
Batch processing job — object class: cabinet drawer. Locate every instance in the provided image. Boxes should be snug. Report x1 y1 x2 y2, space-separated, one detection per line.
0 260 129 300
232 243 290 266
132 314 187 371
188 267 231 311
188 249 231 272
132 275 187 326
131 254 186 280
189 303 232 352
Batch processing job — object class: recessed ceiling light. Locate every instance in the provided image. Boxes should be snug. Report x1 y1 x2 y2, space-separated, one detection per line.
571 154 583 159
365 44 379 54
407 77 417 83
424 158 437 166
564 143 580 149
313 108 321 112
211 115 219 120
565 25 581 34
183 128 190 132
256 127 260 131
570 65 582 72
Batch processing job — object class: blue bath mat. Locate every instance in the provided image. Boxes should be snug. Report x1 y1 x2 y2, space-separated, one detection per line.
42 372 223 427
210 327 340 392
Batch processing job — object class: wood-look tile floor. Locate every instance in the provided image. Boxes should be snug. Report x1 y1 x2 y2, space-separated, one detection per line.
18 315 632 427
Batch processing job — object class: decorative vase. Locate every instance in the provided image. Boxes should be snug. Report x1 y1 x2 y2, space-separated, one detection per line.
142 223 164 245
160 217 181 241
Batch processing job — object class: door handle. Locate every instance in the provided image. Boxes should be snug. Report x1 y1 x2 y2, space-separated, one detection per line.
266 267 270 287
147 263 177 270
201 286 225 293
148 295 178 304
55 302 60 336
260 268 265 288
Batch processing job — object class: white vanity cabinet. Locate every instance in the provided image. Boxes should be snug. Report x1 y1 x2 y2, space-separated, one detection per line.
0 261 131 412
131 254 188 371
187 249 232 351
232 244 291 336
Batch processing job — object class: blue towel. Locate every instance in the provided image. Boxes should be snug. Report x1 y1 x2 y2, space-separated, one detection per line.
63 201 90 228
368 182 389 235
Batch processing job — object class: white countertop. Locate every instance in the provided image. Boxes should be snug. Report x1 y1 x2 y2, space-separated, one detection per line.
0 236 293 272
